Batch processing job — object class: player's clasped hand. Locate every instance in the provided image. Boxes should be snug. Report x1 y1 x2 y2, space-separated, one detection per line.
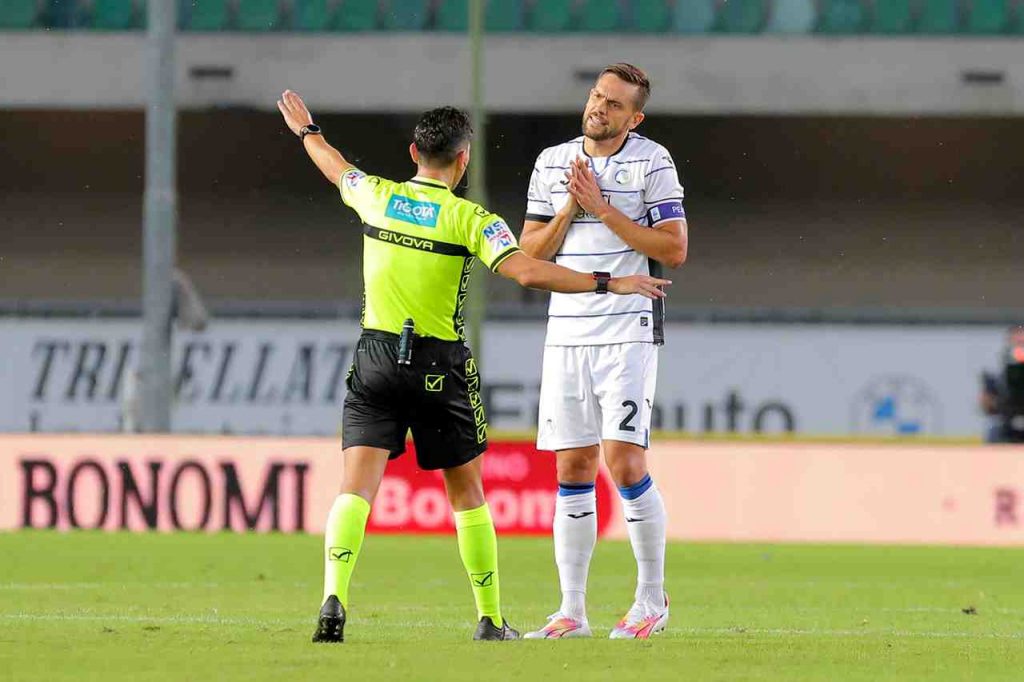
566 157 607 218
610 275 671 299
277 89 314 137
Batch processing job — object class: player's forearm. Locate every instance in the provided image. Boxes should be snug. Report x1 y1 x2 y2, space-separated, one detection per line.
596 206 687 269
519 210 574 261
303 135 354 186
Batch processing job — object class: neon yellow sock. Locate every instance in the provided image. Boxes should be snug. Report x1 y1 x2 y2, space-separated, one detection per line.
454 503 503 627
322 493 371 607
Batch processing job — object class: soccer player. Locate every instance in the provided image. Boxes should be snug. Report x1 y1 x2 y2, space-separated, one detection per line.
276 91 671 643
519 64 688 640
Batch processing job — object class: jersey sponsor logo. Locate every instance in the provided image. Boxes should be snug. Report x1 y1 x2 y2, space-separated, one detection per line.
573 194 613 223
378 228 435 251
342 169 366 188
385 195 441 228
648 200 684 224
482 220 514 250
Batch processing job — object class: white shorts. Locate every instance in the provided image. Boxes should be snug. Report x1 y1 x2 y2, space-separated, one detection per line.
536 343 658 451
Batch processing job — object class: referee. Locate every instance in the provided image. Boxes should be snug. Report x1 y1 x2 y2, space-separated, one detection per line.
277 90 670 643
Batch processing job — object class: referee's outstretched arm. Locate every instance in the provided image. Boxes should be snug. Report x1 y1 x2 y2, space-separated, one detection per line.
277 89 354 185
496 251 670 300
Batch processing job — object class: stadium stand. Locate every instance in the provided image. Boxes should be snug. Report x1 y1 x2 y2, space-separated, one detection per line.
44 0 82 27
292 0 332 30
527 0 573 30
435 0 467 30
486 0 523 30
74 0 137 28
380 0 430 30
716 0 766 33
673 0 717 32
871 0 913 33
3 0 1018 34
965 0 1010 33
917 0 960 33
237 0 283 30
818 0 868 33
627 0 671 31
0 0 38 28
765 0 816 32
179 0 231 30
578 0 621 31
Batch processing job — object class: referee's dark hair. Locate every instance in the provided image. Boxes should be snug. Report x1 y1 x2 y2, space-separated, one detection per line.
413 107 474 167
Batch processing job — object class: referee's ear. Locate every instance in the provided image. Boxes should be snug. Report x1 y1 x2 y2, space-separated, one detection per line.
409 143 421 166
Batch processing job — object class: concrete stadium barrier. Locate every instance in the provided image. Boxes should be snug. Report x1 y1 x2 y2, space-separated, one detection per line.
0 435 1021 545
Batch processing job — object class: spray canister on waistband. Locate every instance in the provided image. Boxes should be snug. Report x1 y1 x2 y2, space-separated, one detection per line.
398 318 415 365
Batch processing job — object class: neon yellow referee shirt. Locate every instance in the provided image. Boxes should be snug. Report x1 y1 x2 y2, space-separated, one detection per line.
339 169 521 341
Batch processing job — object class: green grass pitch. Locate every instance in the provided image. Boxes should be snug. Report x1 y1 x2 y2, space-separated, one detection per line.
1 532 1022 681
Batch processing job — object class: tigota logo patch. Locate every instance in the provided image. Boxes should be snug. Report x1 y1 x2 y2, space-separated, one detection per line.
386 195 441 227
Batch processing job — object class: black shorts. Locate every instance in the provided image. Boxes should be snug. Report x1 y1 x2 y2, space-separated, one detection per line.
342 330 488 470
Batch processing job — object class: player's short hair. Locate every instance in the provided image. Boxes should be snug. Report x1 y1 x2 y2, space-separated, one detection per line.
413 106 474 167
599 63 651 111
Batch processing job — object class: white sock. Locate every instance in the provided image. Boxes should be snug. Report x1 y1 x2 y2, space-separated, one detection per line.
619 475 666 609
553 483 597 621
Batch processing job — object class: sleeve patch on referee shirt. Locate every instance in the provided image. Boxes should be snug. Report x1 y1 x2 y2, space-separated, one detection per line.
483 220 515 249
342 169 366 188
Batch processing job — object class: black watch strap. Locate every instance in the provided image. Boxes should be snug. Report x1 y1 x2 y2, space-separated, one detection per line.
300 124 322 141
593 271 611 294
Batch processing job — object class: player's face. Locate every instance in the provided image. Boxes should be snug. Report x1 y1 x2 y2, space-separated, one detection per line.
581 74 644 142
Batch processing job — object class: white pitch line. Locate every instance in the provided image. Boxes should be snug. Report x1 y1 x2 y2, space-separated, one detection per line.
672 626 1024 641
0 613 446 629
1 613 1021 640
0 582 313 591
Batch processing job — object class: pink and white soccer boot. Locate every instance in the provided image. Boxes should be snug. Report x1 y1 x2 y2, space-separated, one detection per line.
608 593 669 639
523 612 593 639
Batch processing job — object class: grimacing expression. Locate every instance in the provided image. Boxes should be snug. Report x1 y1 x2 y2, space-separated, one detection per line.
581 74 642 142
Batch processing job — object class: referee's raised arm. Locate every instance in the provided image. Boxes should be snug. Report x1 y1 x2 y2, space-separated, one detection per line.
277 89 354 185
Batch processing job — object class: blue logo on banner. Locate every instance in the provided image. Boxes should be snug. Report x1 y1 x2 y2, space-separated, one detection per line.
386 195 441 228
851 376 941 436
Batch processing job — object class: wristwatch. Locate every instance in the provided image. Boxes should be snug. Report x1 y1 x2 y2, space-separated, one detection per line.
593 271 611 294
299 124 322 141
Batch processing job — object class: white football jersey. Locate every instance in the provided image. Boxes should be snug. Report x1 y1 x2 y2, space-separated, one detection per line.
525 133 685 346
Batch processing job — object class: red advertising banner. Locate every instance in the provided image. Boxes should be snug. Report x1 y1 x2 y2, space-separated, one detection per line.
367 442 615 535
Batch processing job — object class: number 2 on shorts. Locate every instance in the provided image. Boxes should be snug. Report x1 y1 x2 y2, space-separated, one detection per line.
619 400 639 432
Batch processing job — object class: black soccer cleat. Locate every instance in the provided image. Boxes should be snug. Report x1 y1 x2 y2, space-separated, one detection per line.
473 616 520 641
311 595 346 643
